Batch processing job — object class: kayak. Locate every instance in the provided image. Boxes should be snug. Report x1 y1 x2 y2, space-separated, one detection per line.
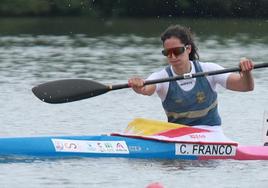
1 117 267 160
0 134 268 160
25 63 268 160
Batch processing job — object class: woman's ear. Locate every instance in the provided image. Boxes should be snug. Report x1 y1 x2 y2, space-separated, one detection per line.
186 45 192 54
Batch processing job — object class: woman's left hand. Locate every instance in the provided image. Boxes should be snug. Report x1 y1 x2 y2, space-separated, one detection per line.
239 57 254 72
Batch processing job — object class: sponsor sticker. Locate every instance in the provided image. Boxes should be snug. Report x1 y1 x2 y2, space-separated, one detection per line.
175 143 236 156
52 139 129 154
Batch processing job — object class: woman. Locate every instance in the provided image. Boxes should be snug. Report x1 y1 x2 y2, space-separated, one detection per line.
128 25 254 126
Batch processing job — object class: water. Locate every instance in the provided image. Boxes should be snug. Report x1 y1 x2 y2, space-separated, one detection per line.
0 18 268 187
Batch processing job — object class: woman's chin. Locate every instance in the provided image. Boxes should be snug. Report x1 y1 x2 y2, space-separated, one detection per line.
169 61 181 66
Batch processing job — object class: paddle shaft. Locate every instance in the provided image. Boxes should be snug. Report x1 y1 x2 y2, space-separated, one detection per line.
110 62 268 91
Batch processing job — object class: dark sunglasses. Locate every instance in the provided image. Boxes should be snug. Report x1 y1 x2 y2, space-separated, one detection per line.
162 46 187 57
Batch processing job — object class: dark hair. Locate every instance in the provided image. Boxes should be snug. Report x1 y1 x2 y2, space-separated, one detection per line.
161 25 199 60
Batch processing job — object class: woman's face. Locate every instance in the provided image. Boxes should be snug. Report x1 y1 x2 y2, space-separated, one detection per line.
163 36 191 68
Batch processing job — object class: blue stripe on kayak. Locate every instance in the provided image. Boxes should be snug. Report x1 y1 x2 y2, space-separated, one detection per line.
0 135 198 160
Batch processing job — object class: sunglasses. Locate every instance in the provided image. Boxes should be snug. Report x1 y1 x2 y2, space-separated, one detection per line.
162 46 187 57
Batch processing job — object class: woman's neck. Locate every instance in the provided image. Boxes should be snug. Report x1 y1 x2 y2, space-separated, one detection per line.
172 61 191 75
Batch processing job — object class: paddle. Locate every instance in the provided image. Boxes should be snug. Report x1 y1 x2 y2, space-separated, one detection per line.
32 62 268 104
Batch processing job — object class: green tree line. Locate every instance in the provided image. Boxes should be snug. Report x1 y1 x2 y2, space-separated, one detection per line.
0 0 267 18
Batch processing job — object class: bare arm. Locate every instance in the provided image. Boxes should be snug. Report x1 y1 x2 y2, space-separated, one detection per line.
226 58 254 91
128 77 156 96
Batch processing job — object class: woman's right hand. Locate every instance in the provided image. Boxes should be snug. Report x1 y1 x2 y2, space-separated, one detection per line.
128 77 145 94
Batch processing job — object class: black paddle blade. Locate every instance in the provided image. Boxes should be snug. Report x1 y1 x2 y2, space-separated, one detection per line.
32 79 110 104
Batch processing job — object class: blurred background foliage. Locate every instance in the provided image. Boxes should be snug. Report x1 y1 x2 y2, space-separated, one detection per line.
0 0 267 18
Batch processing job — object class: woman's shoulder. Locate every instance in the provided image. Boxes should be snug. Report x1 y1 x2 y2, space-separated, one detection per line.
147 68 168 80
197 61 225 72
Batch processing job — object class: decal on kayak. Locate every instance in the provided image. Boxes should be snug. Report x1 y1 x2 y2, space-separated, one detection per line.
52 139 129 154
115 118 238 145
175 143 236 156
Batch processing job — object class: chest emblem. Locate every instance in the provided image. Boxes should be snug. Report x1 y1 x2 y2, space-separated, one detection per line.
196 91 206 103
175 99 183 104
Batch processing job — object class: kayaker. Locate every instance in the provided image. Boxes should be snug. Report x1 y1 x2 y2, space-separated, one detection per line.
128 25 254 126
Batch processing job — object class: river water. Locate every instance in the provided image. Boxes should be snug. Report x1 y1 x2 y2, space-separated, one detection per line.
0 18 268 188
